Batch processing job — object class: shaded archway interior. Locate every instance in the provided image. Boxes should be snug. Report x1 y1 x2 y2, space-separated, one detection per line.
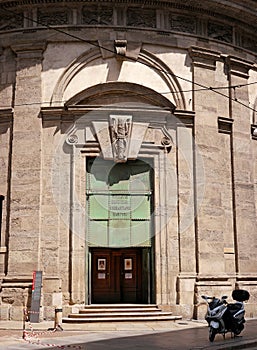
65 82 176 111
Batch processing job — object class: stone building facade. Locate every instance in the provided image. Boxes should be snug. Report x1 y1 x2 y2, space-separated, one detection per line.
0 0 257 321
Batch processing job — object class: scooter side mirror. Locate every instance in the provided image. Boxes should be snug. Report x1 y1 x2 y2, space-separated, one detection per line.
221 295 228 300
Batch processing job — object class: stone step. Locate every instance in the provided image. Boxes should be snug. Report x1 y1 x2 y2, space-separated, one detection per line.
69 311 173 318
63 315 182 323
82 304 158 309
63 304 182 323
78 307 160 313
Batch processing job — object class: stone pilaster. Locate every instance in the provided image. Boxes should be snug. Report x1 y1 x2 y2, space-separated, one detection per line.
7 43 45 277
0 47 16 268
0 108 13 277
173 111 196 316
225 56 257 276
189 46 235 280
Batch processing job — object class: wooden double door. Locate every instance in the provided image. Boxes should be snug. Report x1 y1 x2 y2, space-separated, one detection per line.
91 248 143 303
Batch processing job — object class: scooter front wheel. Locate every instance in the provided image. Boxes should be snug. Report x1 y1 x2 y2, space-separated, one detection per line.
209 326 217 342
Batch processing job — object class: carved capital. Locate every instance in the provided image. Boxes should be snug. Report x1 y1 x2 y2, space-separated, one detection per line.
189 46 221 70
251 124 257 140
11 42 46 60
173 110 195 127
225 55 253 79
218 116 233 134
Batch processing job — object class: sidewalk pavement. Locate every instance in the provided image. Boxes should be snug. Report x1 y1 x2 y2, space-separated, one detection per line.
0 318 257 349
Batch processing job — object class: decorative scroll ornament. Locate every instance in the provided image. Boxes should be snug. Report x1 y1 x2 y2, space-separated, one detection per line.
66 134 78 145
109 115 132 163
161 136 172 146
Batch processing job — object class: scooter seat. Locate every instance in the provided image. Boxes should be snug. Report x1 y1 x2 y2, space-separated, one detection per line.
232 289 250 302
228 303 242 311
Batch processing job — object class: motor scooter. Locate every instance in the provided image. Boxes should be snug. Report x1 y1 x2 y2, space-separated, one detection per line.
201 289 250 342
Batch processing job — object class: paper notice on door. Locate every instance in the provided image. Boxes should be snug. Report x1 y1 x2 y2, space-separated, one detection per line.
98 273 106 279
125 273 132 279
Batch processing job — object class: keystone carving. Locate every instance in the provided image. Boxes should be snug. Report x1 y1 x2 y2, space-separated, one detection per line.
114 40 127 57
109 115 132 163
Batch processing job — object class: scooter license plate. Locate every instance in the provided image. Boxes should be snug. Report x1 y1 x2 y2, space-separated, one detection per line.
210 321 219 329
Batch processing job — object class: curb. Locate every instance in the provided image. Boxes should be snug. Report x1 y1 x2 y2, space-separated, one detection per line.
205 339 257 350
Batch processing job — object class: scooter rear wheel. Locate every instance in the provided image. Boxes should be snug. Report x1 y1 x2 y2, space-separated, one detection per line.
209 326 217 342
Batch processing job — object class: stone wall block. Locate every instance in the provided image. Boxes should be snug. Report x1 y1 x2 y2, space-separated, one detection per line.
9 306 23 321
42 278 62 294
43 306 55 320
0 304 10 320
9 230 39 245
11 190 41 209
8 251 39 274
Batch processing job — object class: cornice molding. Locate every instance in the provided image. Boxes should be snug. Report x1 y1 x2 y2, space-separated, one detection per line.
188 46 221 70
1 0 257 31
0 108 13 124
173 110 195 127
11 42 46 59
251 124 257 140
218 116 233 134
225 55 253 79
1 1 257 57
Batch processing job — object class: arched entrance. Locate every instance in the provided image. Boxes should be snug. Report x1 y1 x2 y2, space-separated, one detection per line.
44 78 181 306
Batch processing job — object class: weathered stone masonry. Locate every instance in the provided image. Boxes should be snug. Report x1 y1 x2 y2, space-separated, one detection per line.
0 0 257 321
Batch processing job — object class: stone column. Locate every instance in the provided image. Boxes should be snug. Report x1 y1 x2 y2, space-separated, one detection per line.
7 43 45 277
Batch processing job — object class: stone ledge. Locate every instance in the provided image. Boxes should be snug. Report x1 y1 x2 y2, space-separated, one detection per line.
0 108 13 123
251 124 257 140
218 116 234 134
0 246 7 253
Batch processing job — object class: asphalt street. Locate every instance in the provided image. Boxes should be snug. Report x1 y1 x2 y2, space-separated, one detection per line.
0 318 257 349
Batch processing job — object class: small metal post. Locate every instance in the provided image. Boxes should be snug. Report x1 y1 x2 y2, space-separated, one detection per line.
22 308 28 339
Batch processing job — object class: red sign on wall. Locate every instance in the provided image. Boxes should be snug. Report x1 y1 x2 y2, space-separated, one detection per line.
30 271 42 323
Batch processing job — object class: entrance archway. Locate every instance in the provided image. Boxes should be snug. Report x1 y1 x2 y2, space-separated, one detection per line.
86 158 154 304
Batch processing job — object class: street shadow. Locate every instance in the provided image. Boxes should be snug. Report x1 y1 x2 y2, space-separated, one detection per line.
38 324 252 350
